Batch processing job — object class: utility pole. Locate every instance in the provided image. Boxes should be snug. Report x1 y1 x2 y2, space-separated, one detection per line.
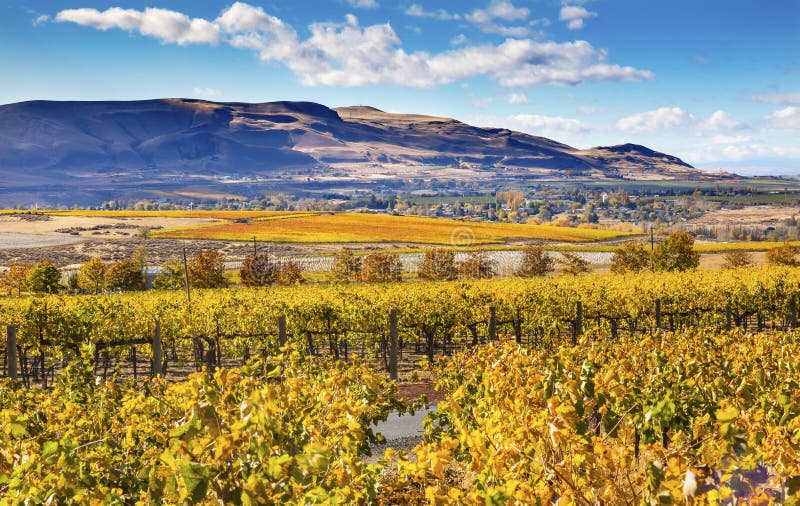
253 235 257 256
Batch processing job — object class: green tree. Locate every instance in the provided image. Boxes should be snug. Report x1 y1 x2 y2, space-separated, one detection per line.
153 260 185 290
77 257 108 293
189 250 228 288
611 241 651 273
26 261 62 293
106 249 146 291
418 248 457 281
515 246 554 277
652 232 700 272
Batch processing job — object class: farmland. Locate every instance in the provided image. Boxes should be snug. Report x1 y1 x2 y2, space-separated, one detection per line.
153 212 630 244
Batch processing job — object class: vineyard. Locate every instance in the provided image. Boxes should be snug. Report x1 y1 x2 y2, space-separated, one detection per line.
153 212 628 244
2 266 800 502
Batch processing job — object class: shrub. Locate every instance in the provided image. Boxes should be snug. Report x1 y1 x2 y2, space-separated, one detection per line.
188 250 228 288
766 243 799 266
330 249 362 283
458 251 495 280
275 260 304 286
26 261 62 293
240 253 277 287
77 257 108 293
558 252 590 275
515 246 554 277
610 241 651 273
652 232 700 272
361 253 403 283
722 250 753 269
418 248 457 281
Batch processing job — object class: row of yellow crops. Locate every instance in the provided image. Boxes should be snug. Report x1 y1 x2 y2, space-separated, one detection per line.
2 266 800 359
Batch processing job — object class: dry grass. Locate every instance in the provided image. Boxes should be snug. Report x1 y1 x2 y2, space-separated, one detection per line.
153 212 631 244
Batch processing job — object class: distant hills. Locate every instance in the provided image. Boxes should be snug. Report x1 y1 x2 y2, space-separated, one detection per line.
0 99 731 205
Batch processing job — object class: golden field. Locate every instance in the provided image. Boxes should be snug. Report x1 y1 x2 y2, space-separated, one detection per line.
153 212 631 244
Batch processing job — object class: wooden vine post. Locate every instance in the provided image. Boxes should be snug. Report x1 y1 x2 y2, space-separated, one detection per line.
655 299 662 330
278 315 287 347
389 308 399 381
488 306 497 341
6 325 18 381
152 320 163 377
573 301 583 344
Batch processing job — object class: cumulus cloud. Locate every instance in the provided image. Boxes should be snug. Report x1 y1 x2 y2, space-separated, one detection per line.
475 113 589 138
766 106 800 129
507 92 528 104
466 0 536 36
749 92 800 106
56 6 220 45
347 0 378 8
450 33 469 45
616 107 694 133
193 87 222 97
55 2 653 88
698 110 744 131
405 4 460 20
559 6 597 30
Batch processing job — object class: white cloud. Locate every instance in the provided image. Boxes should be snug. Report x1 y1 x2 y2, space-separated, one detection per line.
450 33 469 45
559 6 597 30
749 92 800 106
708 134 751 145
766 106 800 129
578 105 604 114
507 92 528 104
686 142 800 163
475 113 589 138
347 0 378 8
33 15 50 25
466 0 535 36
405 4 460 20
472 97 495 109
698 110 744 131
193 87 222 97
616 107 694 133
55 3 653 89
56 7 220 45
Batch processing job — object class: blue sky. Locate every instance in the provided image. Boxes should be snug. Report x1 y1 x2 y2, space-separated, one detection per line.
2 1 799 175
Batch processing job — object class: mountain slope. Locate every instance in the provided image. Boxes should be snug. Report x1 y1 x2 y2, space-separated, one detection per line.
0 99 727 205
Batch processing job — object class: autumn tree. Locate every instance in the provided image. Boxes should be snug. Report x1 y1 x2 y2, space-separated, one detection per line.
766 243 799 267
722 250 753 269
26 261 62 293
418 248 457 281
188 250 228 288
558 252 590 275
0 263 31 295
77 257 108 293
274 260 304 285
458 251 495 280
610 241 651 273
330 249 362 283
652 231 700 272
240 253 276 287
515 245 554 277
361 253 402 283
